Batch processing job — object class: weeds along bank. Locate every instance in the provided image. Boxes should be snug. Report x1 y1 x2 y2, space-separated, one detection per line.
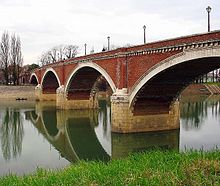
0 150 220 185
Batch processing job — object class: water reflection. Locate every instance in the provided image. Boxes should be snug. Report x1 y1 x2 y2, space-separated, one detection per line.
0 95 220 175
27 100 180 162
180 96 208 130
0 108 24 160
112 130 179 158
28 102 111 162
180 95 220 150
180 95 220 130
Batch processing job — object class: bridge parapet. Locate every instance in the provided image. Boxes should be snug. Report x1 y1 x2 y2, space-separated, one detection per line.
35 30 220 71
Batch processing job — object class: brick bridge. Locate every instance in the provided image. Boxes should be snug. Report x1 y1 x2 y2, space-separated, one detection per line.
31 30 220 133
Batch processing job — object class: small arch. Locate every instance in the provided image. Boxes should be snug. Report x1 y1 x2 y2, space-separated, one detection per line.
65 62 116 96
129 47 220 107
41 68 61 94
41 68 61 86
29 73 39 85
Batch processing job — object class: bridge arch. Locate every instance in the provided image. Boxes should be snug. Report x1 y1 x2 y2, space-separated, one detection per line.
29 73 39 85
29 110 40 124
65 62 116 99
41 68 61 94
129 47 220 113
31 108 63 142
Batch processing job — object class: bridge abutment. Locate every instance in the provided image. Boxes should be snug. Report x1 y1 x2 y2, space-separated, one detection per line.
111 89 180 133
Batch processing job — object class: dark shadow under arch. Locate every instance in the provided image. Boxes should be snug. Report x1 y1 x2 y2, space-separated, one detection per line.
66 67 112 100
30 75 38 85
42 71 60 94
132 57 220 115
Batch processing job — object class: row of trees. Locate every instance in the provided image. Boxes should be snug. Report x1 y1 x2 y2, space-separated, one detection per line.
38 42 134 66
39 45 79 66
0 31 23 85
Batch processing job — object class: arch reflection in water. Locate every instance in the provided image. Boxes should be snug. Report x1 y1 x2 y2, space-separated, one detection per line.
28 100 180 163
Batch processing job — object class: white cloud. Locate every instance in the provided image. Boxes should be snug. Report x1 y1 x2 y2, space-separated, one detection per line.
0 0 219 64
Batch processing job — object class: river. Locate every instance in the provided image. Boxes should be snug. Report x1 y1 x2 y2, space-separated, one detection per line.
0 95 219 176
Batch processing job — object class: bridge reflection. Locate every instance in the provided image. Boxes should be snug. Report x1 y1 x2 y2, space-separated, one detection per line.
0 95 218 162
26 100 179 162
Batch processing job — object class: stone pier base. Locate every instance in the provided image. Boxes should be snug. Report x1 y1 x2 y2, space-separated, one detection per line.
111 90 180 133
56 85 98 110
58 99 98 110
111 129 179 158
35 84 57 101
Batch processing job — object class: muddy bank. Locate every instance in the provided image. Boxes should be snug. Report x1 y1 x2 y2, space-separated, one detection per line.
0 85 36 101
181 84 220 96
181 84 209 96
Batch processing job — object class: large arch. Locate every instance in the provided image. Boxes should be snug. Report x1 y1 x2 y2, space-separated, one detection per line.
41 68 61 94
29 73 39 85
129 47 220 114
65 62 116 99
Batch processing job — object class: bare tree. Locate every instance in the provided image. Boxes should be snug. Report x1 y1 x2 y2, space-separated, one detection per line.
48 46 59 63
10 34 23 85
38 44 79 66
0 31 10 85
63 45 78 59
39 52 52 66
90 46 95 54
57 45 64 60
16 42 23 85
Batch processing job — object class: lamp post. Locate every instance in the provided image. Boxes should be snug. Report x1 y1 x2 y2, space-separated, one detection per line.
143 25 146 44
206 6 212 32
84 43 87 55
107 36 110 51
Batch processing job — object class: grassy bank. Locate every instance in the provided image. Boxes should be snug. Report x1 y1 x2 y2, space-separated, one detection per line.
1 150 220 185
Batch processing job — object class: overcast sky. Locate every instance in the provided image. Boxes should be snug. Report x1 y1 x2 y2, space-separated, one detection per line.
0 0 219 65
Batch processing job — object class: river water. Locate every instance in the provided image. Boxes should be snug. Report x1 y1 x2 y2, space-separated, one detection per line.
0 95 219 176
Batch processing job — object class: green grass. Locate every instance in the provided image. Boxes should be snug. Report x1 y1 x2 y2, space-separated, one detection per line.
1 150 220 185
204 82 220 86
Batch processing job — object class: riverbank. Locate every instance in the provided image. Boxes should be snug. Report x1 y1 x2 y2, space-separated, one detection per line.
0 150 219 185
181 83 220 96
0 85 36 101
0 83 219 101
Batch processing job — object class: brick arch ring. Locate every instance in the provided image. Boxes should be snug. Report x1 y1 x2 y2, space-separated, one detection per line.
64 62 117 93
29 72 40 84
41 67 61 86
129 46 220 107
